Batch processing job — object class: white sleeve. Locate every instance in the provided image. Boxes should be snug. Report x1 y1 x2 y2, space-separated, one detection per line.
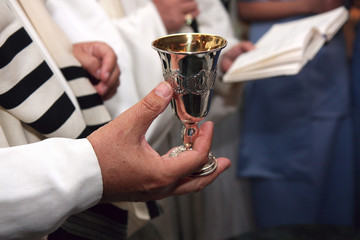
0 138 103 240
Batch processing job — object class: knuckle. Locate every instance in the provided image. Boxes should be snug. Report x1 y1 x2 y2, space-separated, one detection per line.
141 96 160 113
194 181 207 192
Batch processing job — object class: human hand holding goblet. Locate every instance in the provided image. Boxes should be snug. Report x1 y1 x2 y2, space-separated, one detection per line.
152 33 227 176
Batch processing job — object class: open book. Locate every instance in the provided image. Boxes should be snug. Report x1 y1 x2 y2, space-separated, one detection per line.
223 6 349 83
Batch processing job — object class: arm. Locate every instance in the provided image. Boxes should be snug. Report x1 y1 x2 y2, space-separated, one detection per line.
89 82 231 202
237 0 345 22
0 82 231 238
0 138 102 240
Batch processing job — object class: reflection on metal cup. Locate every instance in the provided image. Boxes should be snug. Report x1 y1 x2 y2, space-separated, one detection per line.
152 33 227 176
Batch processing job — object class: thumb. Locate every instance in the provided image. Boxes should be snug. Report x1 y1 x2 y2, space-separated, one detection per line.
117 82 173 140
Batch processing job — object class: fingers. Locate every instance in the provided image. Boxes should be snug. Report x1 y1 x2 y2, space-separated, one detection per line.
181 0 200 23
229 42 255 58
191 121 214 157
238 41 256 52
181 0 200 19
90 42 120 99
72 42 120 99
169 156 231 196
160 121 215 178
153 0 199 33
95 65 121 100
91 42 119 82
72 43 101 78
221 41 255 73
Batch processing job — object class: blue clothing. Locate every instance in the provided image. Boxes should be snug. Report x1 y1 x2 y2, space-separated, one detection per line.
237 0 355 227
351 20 360 226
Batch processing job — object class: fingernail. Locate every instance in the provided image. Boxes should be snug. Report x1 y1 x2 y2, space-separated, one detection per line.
99 84 107 95
96 69 101 78
104 71 110 81
154 82 172 99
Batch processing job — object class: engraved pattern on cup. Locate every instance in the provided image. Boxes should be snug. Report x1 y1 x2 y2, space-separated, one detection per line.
163 69 216 95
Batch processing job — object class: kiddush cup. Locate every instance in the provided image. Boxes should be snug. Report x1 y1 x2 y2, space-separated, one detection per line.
152 33 227 176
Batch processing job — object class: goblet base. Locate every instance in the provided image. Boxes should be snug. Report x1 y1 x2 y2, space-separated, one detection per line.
169 145 218 177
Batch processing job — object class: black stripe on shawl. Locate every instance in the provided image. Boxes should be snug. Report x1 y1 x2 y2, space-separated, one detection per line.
28 92 75 134
77 128 93 139
88 204 128 225
76 122 107 139
47 228 89 240
87 122 107 133
77 94 103 109
48 204 128 240
60 66 103 109
0 27 32 69
146 201 162 219
61 66 100 85
0 61 52 109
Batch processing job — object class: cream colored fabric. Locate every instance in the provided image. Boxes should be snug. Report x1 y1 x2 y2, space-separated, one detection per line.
45 1 255 239
19 0 111 125
0 107 43 147
98 0 125 19
4 0 153 238
0 1 88 139
19 0 77 67
0 4 103 239
18 0 151 227
112 202 153 236
45 0 175 151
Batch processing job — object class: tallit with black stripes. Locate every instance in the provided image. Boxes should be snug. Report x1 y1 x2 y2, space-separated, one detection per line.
1 1 161 239
0 10 100 140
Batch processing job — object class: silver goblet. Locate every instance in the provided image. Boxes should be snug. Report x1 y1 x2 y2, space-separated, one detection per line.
152 33 227 176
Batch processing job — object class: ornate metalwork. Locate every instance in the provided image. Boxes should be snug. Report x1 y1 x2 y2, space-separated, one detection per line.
152 33 227 176
163 69 217 95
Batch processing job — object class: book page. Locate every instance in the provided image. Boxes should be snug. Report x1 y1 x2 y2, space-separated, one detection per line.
224 21 312 82
223 6 348 83
230 62 303 82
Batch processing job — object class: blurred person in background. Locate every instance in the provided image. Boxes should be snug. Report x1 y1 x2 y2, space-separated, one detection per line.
350 0 360 227
236 0 356 228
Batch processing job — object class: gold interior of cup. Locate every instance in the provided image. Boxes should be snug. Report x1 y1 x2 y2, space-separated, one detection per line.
152 33 227 54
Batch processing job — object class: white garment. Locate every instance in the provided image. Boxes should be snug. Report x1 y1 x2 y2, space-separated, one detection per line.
0 137 102 240
45 0 174 151
0 2 102 239
45 1 255 239
45 0 242 152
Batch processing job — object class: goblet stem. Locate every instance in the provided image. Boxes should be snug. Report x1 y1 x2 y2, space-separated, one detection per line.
169 122 218 177
182 122 199 150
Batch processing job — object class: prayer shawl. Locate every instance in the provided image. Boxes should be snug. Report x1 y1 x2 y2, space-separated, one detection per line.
45 0 178 153
1 1 160 239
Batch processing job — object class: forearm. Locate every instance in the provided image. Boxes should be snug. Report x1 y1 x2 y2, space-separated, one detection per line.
237 1 312 22
0 138 102 239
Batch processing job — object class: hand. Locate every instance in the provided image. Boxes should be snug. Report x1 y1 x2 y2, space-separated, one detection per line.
72 42 121 100
220 41 255 73
88 82 231 202
153 0 200 33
